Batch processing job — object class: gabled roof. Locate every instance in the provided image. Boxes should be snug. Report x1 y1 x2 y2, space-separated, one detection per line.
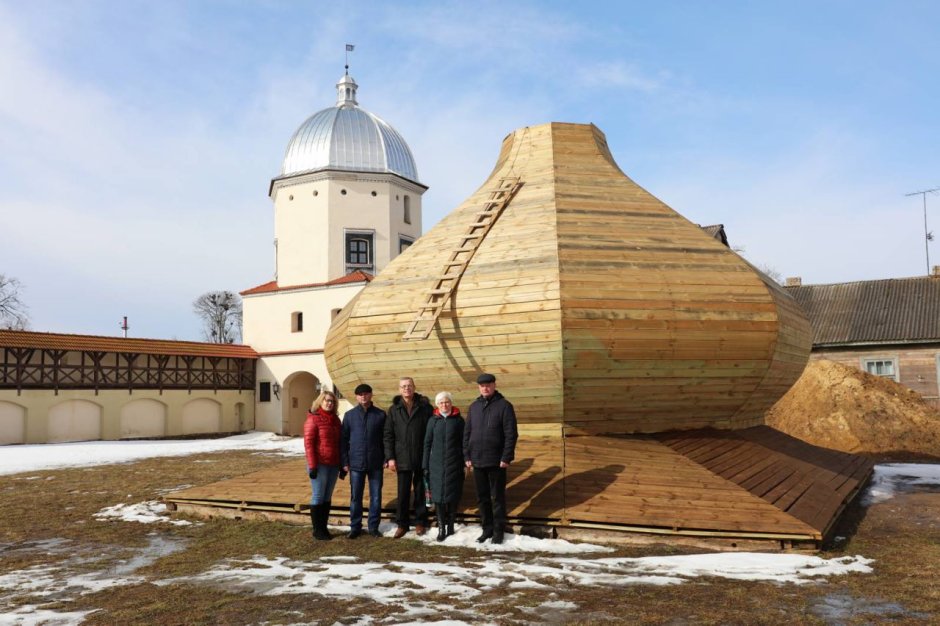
240 270 372 296
786 276 940 346
0 329 258 358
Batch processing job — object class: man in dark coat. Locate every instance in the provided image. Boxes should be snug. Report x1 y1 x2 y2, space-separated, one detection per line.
341 383 387 539
384 377 433 538
463 373 518 544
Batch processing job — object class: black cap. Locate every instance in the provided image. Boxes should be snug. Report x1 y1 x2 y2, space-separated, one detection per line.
476 373 496 384
354 383 373 395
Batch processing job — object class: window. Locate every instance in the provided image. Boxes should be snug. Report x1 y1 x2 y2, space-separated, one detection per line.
403 195 411 224
862 357 898 382
345 231 374 273
399 236 414 253
291 311 303 333
259 381 272 403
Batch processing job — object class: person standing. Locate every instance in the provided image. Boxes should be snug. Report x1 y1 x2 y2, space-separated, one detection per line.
341 383 387 539
423 391 465 541
463 373 518 544
303 390 342 541
384 377 434 538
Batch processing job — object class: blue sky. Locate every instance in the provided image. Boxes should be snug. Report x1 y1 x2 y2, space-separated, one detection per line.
2 1 939 340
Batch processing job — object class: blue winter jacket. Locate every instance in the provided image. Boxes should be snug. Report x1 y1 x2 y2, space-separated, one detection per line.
341 403 387 471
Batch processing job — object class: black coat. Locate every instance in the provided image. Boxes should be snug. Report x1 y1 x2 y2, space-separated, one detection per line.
463 391 518 468
340 403 387 471
423 409 465 504
384 394 433 471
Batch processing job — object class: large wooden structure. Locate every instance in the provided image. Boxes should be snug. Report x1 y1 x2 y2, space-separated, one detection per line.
168 123 871 545
326 122 812 433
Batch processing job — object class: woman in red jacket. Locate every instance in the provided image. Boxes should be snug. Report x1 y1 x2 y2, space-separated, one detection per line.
304 390 342 540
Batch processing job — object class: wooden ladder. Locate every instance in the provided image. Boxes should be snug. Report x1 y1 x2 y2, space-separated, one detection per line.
402 176 524 341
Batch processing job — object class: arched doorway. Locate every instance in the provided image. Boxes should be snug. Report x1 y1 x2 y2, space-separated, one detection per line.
282 371 320 436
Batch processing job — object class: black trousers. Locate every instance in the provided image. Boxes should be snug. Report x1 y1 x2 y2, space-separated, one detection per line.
472 466 506 533
395 469 428 528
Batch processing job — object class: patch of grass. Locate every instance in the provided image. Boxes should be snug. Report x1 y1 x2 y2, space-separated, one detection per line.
2 452 939 625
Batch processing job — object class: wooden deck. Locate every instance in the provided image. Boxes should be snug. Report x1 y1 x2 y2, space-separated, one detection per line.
165 426 872 547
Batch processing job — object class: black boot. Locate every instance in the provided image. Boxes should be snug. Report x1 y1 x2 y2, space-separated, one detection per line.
321 501 333 540
446 505 456 537
436 504 447 541
313 504 330 541
309 506 318 540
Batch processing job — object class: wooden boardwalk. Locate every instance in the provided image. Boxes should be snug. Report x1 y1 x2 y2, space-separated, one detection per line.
166 426 872 546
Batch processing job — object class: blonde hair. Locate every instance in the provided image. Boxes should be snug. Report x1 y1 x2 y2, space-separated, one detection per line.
311 391 338 413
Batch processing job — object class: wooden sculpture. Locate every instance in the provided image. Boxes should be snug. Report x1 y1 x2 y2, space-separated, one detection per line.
325 122 812 434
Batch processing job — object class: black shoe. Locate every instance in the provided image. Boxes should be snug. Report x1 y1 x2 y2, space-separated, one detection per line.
492 531 504 545
347 528 362 539
437 525 447 542
368 528 382 537
476 531 493 543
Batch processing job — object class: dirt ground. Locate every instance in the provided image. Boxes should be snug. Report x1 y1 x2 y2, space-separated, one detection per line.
766 359 940 459
1 449 939 625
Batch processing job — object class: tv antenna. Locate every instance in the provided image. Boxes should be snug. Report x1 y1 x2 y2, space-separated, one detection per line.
905 187 940 274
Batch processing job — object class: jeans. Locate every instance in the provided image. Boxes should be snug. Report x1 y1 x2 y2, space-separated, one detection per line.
309 465 339 506
473 466 507 534
349 468 384 532
395 470 428 529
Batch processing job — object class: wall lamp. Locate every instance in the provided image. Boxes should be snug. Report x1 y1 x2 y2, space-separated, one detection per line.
272 382 281 399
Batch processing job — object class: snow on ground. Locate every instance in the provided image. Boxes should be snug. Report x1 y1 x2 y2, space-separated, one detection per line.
864 463 940 505
0 431 302 476
95 500 196 526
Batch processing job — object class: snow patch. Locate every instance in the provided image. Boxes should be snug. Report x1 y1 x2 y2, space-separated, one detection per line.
0 431 302 476
95 500 195 526
864 463 940 505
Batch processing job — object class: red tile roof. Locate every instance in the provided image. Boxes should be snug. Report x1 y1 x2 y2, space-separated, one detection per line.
240 271 373 296
0 329 258 358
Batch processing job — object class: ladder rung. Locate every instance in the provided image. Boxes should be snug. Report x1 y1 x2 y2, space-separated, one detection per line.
443 260 466 267
461 233 484 239
453 247 476 253
427 288 451 296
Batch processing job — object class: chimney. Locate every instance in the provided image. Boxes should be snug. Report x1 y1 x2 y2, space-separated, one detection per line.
932 266 940 278
785 277 802 287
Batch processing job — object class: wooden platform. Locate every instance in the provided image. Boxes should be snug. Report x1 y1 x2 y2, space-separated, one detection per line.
165 426 872 548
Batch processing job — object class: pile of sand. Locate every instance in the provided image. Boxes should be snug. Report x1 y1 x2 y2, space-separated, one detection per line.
765 359 940 459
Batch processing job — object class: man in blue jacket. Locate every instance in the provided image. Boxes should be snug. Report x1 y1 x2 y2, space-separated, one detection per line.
463 373 518 544
341 383 387 539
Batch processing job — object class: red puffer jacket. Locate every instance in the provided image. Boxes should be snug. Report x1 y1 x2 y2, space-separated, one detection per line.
303 408 341 469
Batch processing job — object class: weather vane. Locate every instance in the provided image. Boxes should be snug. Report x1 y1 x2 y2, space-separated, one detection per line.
345 43 355 74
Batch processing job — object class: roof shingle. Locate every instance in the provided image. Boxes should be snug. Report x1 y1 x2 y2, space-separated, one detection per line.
0 330 258 358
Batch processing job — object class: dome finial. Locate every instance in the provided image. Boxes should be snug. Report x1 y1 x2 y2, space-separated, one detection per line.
344 43 355 75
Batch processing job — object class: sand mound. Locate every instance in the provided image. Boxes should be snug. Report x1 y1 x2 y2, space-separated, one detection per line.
765 359 940 459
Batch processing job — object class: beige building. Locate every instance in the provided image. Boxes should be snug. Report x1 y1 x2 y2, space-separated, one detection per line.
0 330 256 445
241 71 427 435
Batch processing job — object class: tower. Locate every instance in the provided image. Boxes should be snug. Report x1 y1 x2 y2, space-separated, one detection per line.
243 71 427 435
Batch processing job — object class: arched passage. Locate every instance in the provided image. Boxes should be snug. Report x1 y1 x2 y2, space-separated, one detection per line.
282 371 320 436
181 398 222 435
120 398 167 439
0 401 27 445
48 399 102 443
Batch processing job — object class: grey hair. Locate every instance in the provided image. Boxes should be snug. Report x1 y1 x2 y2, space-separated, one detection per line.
434 391 453 404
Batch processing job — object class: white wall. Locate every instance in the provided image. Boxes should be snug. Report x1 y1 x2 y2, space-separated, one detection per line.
48 399 102 443
181 398 222 435
120 398 167 439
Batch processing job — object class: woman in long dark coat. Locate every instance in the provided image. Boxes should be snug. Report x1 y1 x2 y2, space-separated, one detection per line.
422 391 465 541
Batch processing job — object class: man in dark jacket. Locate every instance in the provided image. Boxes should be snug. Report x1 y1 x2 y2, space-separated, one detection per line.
341 383 387 539
384 376 434 538
463 372 518 544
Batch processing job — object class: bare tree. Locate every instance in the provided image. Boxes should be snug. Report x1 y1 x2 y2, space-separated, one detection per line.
193 291 242 343
0 274 29 330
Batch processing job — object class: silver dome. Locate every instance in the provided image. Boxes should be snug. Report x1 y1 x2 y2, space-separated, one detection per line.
280 74 419 183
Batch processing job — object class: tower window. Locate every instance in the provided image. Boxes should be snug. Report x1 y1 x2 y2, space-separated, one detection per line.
399 236 414 253
291 311 303 333
345 232 374 273
403 195 411 224
259 382 272 403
